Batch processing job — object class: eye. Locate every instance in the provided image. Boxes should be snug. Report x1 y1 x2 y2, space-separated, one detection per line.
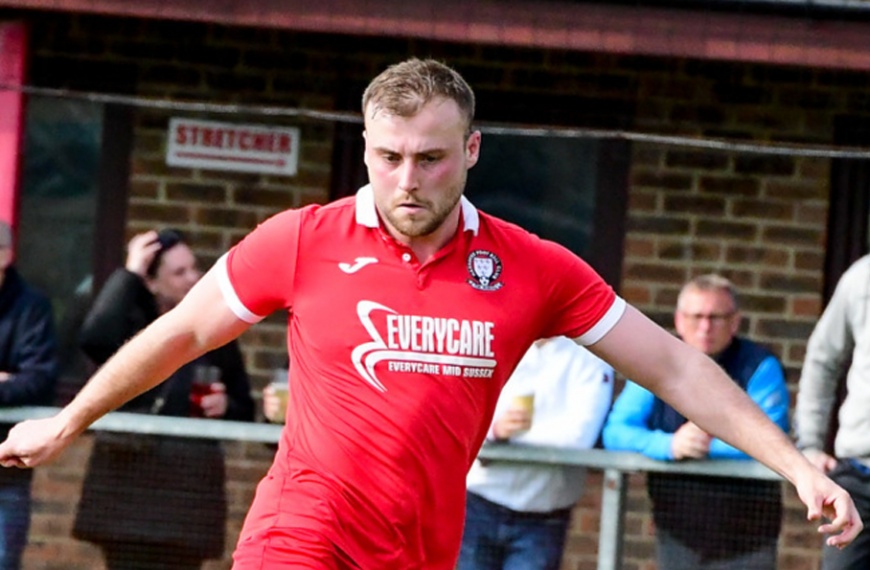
382 152 401 164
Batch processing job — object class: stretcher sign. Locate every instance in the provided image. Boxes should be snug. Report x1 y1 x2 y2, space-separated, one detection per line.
166 118 301 176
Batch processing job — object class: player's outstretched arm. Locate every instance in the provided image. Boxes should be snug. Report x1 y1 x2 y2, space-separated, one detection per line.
0 266 251 469
586 304 863 546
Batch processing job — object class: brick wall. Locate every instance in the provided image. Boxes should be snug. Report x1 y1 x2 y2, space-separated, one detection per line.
10 9 870 569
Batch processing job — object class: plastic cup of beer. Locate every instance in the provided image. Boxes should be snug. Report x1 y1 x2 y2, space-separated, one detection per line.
511 392 535 426
190 364 220 418
266 369 290 423
511 392 535 429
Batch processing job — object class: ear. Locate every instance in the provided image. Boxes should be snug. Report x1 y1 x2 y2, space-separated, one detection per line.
465 130 481 169
144 277 160 295
673 310 686 338
362 130 369 167
729 311 742 336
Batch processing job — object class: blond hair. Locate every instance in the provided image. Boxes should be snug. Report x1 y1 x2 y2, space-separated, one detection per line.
362 58 475 136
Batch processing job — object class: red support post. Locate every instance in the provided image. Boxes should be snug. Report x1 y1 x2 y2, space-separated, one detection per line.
0 21 28 243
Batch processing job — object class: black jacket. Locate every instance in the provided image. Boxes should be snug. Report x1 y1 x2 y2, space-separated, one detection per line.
73 268 255 557
0 267 58 484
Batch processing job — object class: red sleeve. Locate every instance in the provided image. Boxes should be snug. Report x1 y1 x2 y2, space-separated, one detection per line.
220 208 304 320
535 239 622 343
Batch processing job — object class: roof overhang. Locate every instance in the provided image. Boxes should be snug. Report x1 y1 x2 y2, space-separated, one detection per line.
4 0 870 70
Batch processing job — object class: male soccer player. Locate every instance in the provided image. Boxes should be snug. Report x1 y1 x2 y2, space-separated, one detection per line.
0 58 861 569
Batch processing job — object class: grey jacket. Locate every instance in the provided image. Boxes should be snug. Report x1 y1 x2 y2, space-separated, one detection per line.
796 254 870 458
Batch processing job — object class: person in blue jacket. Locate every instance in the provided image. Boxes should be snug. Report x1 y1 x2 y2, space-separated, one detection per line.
603 274 789 570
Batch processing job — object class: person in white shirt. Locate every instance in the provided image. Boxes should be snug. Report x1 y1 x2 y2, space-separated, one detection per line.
458 336 613 570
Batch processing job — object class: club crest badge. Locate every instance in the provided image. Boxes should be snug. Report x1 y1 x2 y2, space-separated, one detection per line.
467 250 503 291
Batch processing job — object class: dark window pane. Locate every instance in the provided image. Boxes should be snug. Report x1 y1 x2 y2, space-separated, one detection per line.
18 97 103 397
465 135 599 258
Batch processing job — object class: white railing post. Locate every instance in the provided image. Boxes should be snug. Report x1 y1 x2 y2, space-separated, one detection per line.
597 468 627 570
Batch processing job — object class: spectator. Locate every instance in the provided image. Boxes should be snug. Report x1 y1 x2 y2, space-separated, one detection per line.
0 220 58 570
458 337 613 570
603 274 789 570
796 254 870 569
72 229 255 570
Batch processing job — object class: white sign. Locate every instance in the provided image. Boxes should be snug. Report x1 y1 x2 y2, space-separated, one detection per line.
166 118 300 176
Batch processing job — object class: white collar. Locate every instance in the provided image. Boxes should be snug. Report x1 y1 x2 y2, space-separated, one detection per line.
354 184 480 236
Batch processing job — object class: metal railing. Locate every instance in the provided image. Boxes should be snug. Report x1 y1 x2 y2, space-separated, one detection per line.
0 407 782 570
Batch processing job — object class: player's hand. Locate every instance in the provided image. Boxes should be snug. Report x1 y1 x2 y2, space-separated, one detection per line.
797 467 863 549
125 231 162 278
0 416 72 468
200 383 228 418
803 449 838 473
492 409 532 440
671 422 712 460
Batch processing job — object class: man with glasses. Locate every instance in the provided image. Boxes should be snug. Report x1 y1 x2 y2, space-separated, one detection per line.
603 274 789 570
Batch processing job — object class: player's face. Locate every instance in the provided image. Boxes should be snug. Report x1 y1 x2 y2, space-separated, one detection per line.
674 288 741 356
363 97 480 246
146 243 202 311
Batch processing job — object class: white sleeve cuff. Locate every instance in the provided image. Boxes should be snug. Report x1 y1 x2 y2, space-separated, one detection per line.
215 253 265 324
575 296 626 345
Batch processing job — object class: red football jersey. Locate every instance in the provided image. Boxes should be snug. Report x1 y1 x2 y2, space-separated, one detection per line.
220 186 623 569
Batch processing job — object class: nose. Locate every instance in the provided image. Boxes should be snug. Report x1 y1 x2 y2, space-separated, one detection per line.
396 160 418 193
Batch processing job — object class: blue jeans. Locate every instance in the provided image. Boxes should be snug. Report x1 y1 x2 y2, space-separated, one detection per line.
457 492 571 570
0 482 31 570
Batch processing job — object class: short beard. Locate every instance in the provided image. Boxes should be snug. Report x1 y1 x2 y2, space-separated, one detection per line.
383 186 463 239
